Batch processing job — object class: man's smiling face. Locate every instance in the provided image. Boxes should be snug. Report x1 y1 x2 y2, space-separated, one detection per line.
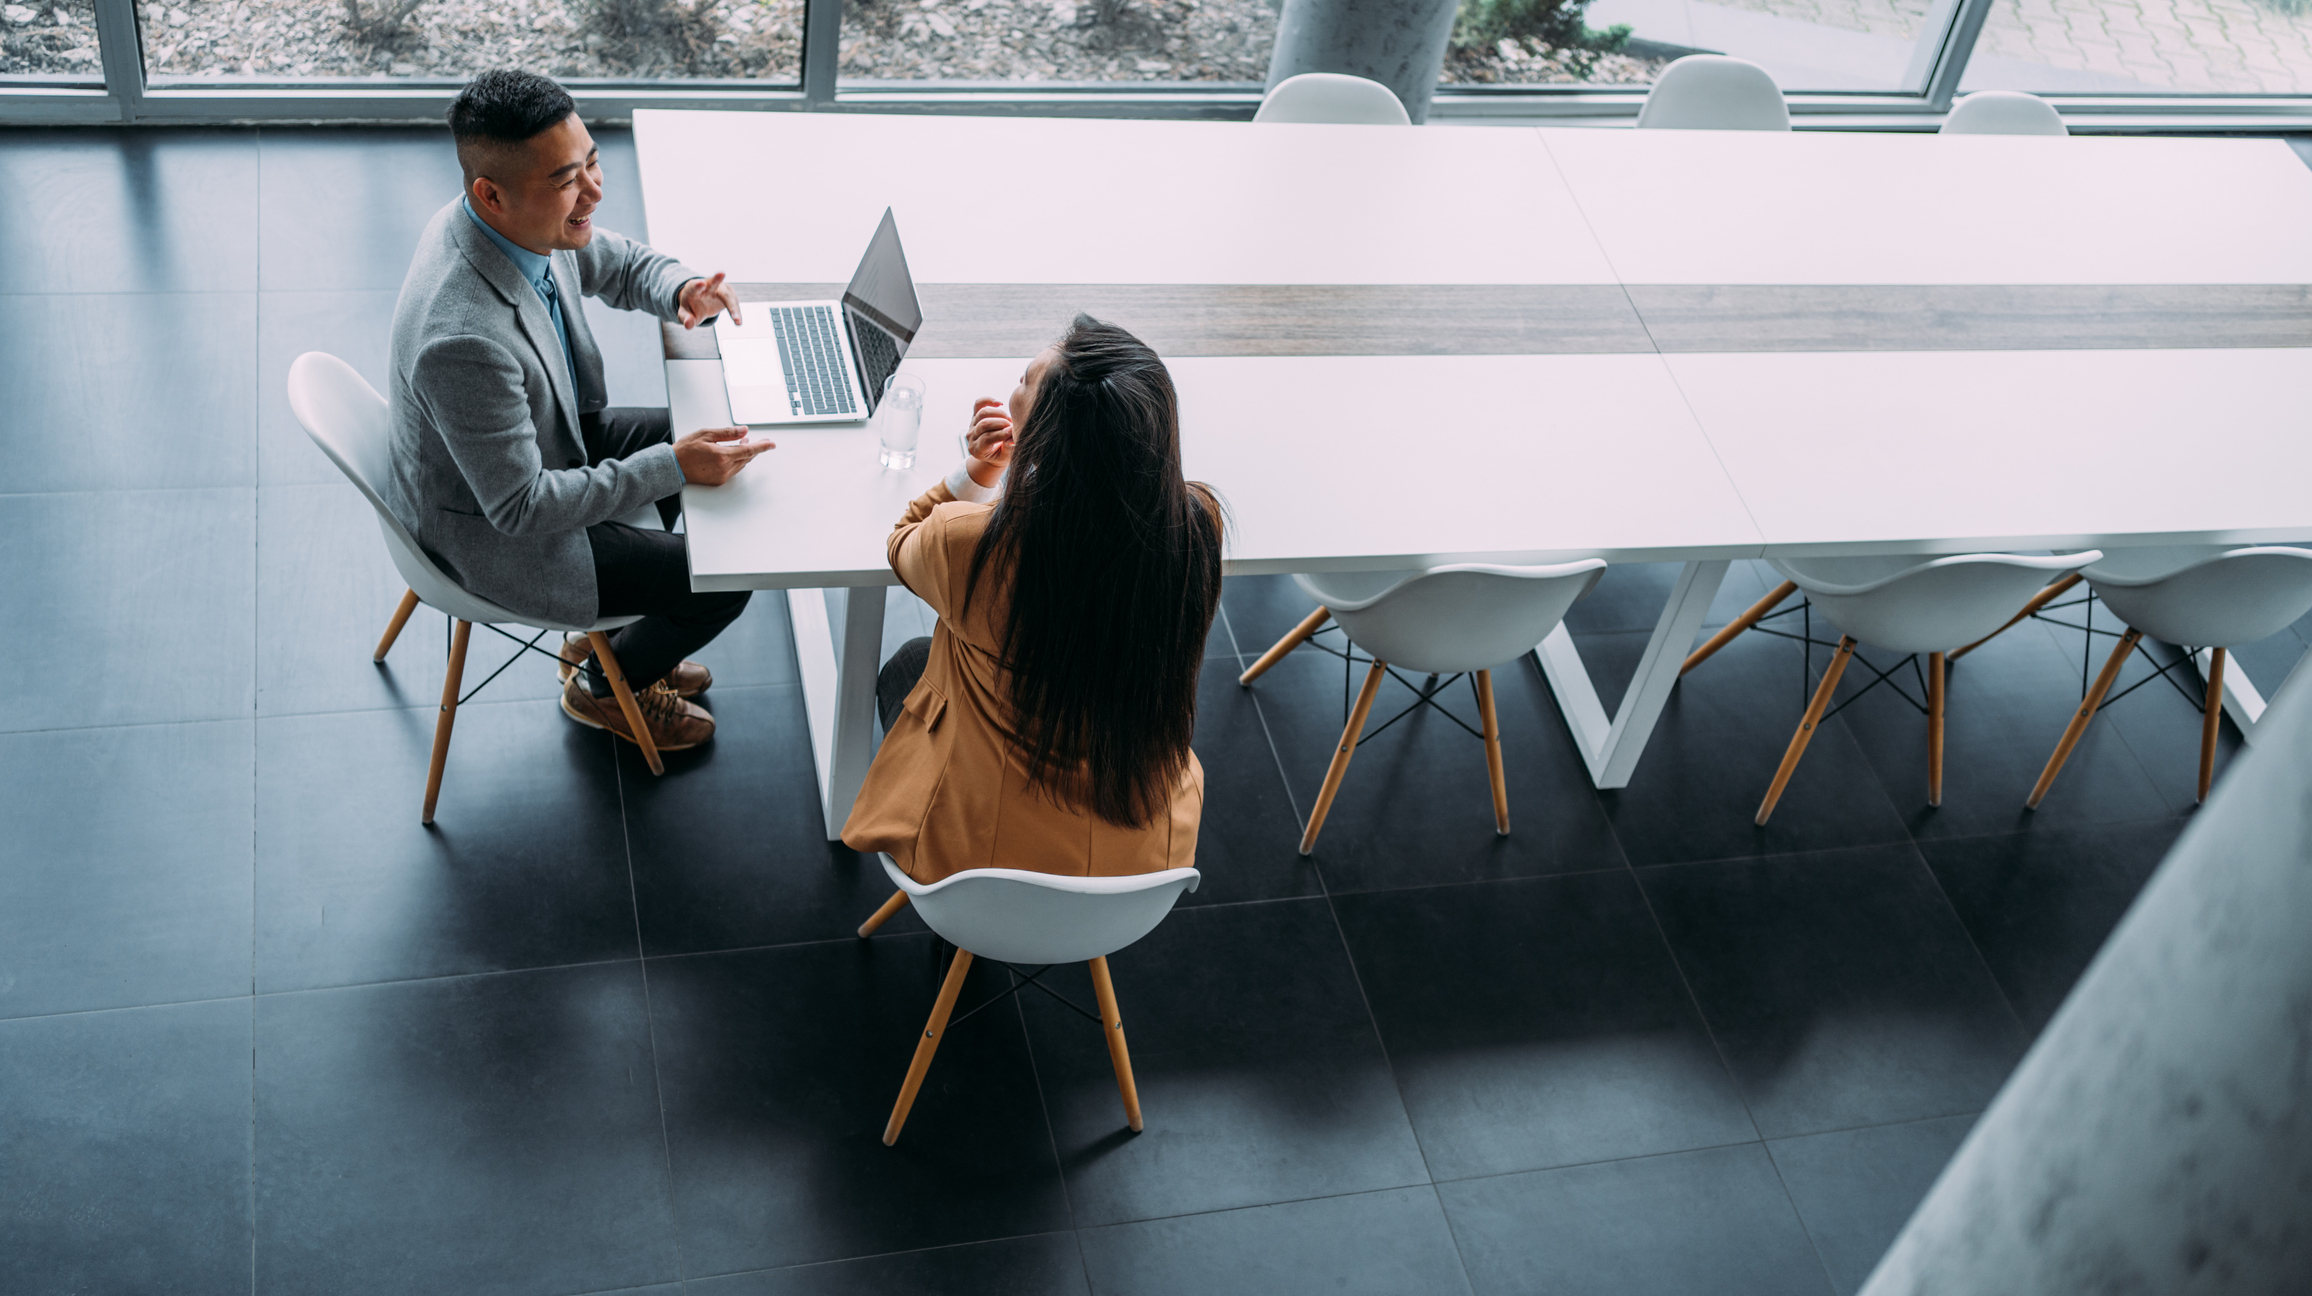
472 113 604 254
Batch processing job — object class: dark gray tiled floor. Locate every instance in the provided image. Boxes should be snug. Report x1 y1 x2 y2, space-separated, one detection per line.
6 125 2293 1296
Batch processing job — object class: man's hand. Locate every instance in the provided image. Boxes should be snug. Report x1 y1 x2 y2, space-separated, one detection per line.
962 398 1013 489
678 272 743 329
675 425 773 486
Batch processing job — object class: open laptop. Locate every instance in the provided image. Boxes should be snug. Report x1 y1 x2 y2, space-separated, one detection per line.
717 208 921 425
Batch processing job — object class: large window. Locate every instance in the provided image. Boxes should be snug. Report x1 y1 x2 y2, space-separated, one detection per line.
1442 0 1954 90
136 0 802 82
13 0 2312 120
837 0 1274 82
2 0 105 82
1961 0 2312 93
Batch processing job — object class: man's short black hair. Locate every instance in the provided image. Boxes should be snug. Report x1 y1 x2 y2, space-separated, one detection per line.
448 69 577 188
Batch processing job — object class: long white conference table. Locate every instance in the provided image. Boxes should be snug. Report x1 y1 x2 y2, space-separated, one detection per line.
634 110 2312 839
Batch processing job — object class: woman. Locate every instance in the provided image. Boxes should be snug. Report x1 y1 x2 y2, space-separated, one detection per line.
842 315 1224 882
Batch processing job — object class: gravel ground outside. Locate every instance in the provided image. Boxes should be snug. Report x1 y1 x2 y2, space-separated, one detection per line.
1 0 1662 87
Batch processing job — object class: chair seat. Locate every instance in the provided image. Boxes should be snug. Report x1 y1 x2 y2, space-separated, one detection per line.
1292 569 1410 609
2085 545 2248 586
1768 552 2097 655
2085 545 2312 648
881 855 1200 966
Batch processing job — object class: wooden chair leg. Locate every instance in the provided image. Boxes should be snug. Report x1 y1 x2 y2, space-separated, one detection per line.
1950 573 2081 663
1755 636 1855 826
2027 629 2144 810
1927 651 1945 808
2198 646 2226 804
1300 658 1388 856
857 889 910 938
884 947 974 1146
421 619 472 825
1476 668 1510 835
1239 605 1330 686
1088 956 1143 1133
1682 581 1798 676
374 588 421 663
588 631 665 776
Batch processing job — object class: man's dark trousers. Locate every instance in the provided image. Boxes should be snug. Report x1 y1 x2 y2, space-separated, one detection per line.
581 407 750 697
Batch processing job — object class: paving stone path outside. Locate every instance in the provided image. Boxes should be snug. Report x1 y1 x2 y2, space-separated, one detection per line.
1715 0 2312 91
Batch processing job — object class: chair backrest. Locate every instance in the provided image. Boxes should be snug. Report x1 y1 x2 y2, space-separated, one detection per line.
1301 560 1608 674
1939 90 2068 136
1635 55 1790 131
1771 552 2100 655
883 856 1200 965
285 351 535 628
1254 72 1412 126
2087 547 2312 648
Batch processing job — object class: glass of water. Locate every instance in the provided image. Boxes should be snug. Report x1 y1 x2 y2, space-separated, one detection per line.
876 372 925 470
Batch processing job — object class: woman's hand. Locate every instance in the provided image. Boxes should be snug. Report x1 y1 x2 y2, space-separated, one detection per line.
962 397 1013 488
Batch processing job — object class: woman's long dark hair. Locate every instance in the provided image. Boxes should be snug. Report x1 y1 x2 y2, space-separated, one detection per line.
966 315 1225 828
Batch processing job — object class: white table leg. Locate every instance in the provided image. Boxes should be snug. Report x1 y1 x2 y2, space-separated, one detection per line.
788 586 887 840
1535 560 1731 790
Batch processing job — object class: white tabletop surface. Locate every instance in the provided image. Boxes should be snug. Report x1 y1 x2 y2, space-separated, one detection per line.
1665 347 2312 555
643 113 2312 590
672 353 1765 589
633 110 1619 286
1538 128 2312 286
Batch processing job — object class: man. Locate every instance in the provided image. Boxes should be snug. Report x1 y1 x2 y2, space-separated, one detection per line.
386 68 769 753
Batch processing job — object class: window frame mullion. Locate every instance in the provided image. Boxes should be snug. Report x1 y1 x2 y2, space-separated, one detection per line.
1920 0 2000 111
802 0 841 107
91 0 145 117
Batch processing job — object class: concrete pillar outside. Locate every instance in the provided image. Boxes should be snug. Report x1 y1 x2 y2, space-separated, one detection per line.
1859 667 2312 1294
1265 0 1461 124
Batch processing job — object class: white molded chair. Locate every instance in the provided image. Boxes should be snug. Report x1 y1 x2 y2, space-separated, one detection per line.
286 351 667 823
856 855 1201 1145
1635 55 1790 131
1254 72 1412 125
1239 560 1607 855
1749 551 2100 823
2029 545 2312 808
1940 90 2068 136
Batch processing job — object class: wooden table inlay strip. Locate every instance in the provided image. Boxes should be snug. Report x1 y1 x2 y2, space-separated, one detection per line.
662 283 2312 361
665 283 1653 360
1628 284 2312 353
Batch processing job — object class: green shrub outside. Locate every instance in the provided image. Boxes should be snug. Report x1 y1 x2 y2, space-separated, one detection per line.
1453 0 1632 56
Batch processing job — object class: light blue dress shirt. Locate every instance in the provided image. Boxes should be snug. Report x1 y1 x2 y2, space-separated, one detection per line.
463 197 575 383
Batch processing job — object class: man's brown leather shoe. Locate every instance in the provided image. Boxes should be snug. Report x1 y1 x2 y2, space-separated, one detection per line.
559 633 712 698
560 676 716 751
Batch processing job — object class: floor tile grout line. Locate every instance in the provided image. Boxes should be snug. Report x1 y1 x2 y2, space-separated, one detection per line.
0 677 809 740
247 993 258 1296
1251 618 1462 1212
1902 835 2038 1041
1072 1177 1445 1236
1008 992 1081 1241
611 731 691 1287
671 1229 1083 1287
1627 861 1771 1147
1308 824 1476 1290
1210 603 1290 803
1320 862 1632 902
1758 1127 1847 1295
1753 1107 1986 1148
247 145 263 1292
1071 1227 1097 1296
248 172 262 1288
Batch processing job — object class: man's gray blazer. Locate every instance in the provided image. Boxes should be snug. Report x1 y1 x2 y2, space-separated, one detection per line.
385 198 700 628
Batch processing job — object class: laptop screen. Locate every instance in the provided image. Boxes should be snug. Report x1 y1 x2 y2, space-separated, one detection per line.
842 208 921 348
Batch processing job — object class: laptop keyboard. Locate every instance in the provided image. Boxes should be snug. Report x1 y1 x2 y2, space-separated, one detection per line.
769 305 857 417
